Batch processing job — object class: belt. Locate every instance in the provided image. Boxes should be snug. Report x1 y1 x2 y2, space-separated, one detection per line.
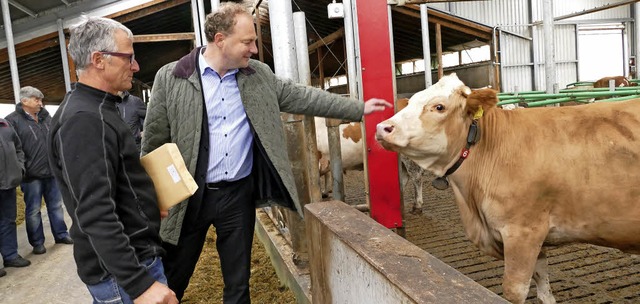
205 175 249 190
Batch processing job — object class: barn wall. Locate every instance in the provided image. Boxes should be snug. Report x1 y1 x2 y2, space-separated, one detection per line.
429 0 634 93
305 200 508 304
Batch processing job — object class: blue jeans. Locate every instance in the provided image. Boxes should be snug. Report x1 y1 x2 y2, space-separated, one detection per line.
20 177 69 247
0 188 19 261
86 257 168 304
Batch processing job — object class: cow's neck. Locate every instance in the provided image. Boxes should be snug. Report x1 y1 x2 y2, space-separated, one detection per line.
432 119 481 190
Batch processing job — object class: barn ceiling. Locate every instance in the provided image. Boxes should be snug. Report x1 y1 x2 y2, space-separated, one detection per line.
0 0 493 105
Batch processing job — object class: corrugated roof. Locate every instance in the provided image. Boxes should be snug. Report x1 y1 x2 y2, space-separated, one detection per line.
0 0 493 105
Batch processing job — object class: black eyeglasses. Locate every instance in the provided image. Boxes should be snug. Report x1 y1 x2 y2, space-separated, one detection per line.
99 51 135 64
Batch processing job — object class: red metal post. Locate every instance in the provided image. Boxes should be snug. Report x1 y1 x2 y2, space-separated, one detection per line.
355 0 402 228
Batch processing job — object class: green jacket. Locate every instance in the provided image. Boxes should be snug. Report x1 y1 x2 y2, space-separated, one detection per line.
142 47 364 245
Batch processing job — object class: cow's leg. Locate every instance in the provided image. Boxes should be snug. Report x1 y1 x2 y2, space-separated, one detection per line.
532 251 556 304
410 169 425 214
501 229 547 304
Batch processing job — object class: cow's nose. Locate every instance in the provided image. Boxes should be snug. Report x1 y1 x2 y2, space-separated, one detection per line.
376 123 394 137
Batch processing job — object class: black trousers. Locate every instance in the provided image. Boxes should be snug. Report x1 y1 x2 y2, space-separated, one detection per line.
163 175 255 303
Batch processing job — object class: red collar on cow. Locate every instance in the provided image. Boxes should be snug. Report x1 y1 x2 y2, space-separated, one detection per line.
432 119 481 190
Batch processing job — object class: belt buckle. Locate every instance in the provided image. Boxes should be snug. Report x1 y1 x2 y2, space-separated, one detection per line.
206 184 221 190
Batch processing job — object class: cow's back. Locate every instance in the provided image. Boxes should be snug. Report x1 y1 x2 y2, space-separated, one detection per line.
459 99 640 254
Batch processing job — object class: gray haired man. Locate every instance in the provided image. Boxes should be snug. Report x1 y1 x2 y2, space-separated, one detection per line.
48 15 177 304
5 86 72 256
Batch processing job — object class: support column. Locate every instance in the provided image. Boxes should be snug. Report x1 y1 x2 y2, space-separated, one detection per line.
2 0 20 103
190 0 203 46
268 0 308 267
420 4 432 88
543 0 557 93
354 0 402 229
57 18 71 92
635 3 640 79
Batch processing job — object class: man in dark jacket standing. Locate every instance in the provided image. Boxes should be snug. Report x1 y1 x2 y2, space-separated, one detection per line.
117 91 146 152
0 118 31 276
5 86 72 255
48 15 177 304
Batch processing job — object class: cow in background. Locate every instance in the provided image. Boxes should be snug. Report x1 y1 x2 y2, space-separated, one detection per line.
593 75 637 88
375 73 640 303
315 98 428 214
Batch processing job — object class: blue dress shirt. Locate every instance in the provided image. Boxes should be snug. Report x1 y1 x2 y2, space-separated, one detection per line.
198 51 253 183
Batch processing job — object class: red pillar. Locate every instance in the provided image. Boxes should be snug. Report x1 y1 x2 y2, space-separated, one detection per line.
355 0 402 228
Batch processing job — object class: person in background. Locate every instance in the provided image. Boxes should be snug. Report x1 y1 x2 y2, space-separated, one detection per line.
117 91 146 152
0 118 31 276
142 1 392 303
47 15 177 304
5 86 72 256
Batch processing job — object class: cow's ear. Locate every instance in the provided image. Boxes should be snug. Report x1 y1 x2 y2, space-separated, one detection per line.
465 88 499 117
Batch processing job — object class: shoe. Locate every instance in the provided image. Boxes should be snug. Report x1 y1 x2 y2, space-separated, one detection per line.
4 255 31 268
55 236 74 245
0 268 6 277
32 245 46 255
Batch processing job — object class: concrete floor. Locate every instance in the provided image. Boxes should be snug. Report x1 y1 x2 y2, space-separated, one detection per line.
0 208 89 304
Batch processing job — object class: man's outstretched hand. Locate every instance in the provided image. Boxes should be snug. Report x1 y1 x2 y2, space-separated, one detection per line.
363 98 393 115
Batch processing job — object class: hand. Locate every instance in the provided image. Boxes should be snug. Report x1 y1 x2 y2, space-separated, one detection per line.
133 281 178 304
363 98 393 115
160 210 169 219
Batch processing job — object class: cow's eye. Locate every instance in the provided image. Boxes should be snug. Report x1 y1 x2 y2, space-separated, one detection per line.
435 104 445 111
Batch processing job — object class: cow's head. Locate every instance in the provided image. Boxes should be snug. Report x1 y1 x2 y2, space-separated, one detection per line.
375 73 498 175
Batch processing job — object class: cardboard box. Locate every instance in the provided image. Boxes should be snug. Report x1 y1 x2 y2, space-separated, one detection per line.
140 143 198 211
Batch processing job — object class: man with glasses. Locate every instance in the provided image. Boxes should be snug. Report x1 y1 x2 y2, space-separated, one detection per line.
5 86 72 256
48 15 178 304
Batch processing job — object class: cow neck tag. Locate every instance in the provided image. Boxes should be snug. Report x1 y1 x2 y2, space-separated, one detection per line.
432 119 481 190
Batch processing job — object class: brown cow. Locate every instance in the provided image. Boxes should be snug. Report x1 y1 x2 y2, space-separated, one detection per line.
593 75 637 88
375 73 640 303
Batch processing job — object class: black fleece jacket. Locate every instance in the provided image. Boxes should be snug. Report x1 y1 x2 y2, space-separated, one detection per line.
48 82 164 299
5 104 52 181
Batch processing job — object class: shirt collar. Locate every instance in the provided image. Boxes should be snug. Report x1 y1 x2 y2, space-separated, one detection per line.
198 49 238 78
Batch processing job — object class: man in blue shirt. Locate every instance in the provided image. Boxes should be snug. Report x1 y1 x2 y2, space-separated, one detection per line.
143 3 391 303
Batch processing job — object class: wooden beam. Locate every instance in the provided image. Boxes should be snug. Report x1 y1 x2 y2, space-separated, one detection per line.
107 0 190 23
436 23 443 79
308 28 345 53
133 33 195 43
0 33 59 64
392 6 492 41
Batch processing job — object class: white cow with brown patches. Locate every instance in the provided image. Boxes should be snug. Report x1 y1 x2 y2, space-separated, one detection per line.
315 100 427 213
375 73 640 303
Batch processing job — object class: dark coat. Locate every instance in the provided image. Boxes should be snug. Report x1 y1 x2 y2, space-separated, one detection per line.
5 104 52 181
0 118 25 189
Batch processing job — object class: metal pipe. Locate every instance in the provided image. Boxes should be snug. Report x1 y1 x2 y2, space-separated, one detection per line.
2 0 20 103
210 0 219 12
268 0 307 262
197 0 206 43
343 0 358 97
343 0 358 98
635 3 640 79
543 0 557 94
293 11 322 203
267 0 297 81
57 18 71 92
497 89 640 105
8 0 36 18
190 0 202 46
420 4 432 88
